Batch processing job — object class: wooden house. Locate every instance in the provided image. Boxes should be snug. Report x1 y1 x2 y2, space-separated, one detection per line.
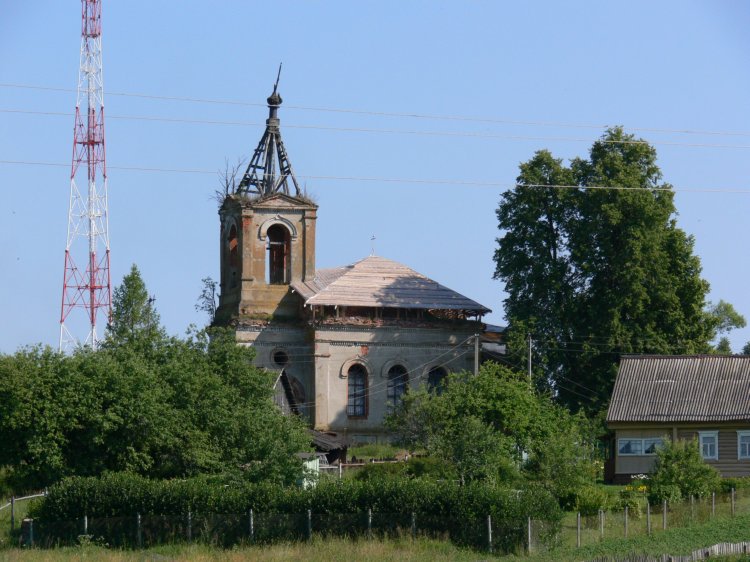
605 355 750 483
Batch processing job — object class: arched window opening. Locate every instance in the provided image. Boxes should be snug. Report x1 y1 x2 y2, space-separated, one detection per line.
386 364 408 410
267 224 291 284
227 224 239 288
347 363 368 418
427 366 448 395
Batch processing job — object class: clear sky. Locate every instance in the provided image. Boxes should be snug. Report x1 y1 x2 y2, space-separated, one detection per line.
1 1 749 353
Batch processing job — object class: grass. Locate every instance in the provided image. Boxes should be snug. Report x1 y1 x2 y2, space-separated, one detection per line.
347 443 403 461
0 537 481 561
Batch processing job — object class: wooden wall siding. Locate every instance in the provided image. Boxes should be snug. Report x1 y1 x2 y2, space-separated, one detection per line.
677 427 750 477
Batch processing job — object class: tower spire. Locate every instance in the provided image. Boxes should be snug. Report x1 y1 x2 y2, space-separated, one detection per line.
59 0 112 351
237 65 301 198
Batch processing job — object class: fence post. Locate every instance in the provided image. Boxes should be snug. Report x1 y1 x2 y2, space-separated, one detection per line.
367 508 372 539
83 514 88 536
624 506 628 538
712 492 716 518
306 508 312 541
187 510 192 542
339 463 343 479
528 516 532 553
28 519 34 547
249 509 254 542
691 495 695 520
732 488 736 516
487 514 493 553
136 513 142 548
411 512 416 539
576 512 581 548
10 496 15 533
646 503 651 536
662 500 667 530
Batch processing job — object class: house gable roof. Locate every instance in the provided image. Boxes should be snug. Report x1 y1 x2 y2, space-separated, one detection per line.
607 355 750 423
291 255 491 314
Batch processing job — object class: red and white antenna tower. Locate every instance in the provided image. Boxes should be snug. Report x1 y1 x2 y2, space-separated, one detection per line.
59 0 111 351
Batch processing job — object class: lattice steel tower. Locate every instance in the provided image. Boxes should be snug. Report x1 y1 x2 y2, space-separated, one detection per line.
59 0 111 351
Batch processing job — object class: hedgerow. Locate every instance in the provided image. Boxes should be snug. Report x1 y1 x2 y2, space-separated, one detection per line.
32 472 561 522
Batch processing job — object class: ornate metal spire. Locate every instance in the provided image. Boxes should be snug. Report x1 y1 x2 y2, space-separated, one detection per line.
237 65 301 197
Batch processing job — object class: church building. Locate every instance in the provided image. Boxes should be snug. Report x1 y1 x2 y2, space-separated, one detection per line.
214 85 491 443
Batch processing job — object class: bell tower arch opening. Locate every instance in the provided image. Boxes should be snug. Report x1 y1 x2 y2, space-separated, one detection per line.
267 223 291 285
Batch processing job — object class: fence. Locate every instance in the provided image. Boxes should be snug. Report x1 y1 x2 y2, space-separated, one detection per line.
11 487 750 553
19 510 529 553
528 487 750 552
0 492 46 535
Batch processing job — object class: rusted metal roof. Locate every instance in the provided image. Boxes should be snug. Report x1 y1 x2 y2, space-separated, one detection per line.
607 355 750 423
291 255 491 314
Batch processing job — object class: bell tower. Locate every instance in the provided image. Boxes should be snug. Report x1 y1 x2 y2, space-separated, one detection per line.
215 79 317 324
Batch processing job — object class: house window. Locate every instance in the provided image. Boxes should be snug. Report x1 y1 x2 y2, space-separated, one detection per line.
737 431 750 460
618 439 643 456
347 364 367 418
699 431 719 460
386 365 408 409
427 366 448 395
644 438 664 455
617 438 664 456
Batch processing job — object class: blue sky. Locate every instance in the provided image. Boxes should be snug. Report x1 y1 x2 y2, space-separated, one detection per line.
1 1 749 352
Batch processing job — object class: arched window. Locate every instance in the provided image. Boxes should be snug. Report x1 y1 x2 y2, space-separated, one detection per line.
386 364 408 409
427 366 448 395
347 363 368 417
227 224 238 288
267 224 291 284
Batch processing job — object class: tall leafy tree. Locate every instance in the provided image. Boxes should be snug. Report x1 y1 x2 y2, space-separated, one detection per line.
495 128 733 411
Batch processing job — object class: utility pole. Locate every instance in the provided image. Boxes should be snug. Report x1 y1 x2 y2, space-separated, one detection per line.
474 333 480 376
60 0 112 351
527 334 532 380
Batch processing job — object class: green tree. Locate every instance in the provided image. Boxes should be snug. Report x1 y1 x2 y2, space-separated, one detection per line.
386 363 596 500
495 128 732 411
0 271 310 490
195 276 218 325
106 264 164 348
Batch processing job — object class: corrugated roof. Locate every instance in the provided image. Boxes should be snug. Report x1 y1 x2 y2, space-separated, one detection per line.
607 355 750 423
291 255 491 314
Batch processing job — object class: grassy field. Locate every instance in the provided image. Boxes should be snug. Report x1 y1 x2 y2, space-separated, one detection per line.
2 512 750 561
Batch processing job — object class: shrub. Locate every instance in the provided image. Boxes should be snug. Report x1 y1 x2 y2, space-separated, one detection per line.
574 486 610 516
720 477 750 493
647 439 721 502
615 488 643 518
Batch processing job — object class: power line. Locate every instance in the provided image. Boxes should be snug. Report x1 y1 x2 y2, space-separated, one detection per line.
4 108 750 150
2 82 750 139
2 159 749 194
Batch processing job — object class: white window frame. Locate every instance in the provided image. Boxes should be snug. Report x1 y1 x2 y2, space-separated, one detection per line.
699 431 719 461
737 431 750 460
617 438 663 456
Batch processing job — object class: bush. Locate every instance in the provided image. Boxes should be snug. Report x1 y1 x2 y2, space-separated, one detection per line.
574 486 610 516
647 439 721 502
720 477 750 493
615 488 643 518
33 472 560 518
